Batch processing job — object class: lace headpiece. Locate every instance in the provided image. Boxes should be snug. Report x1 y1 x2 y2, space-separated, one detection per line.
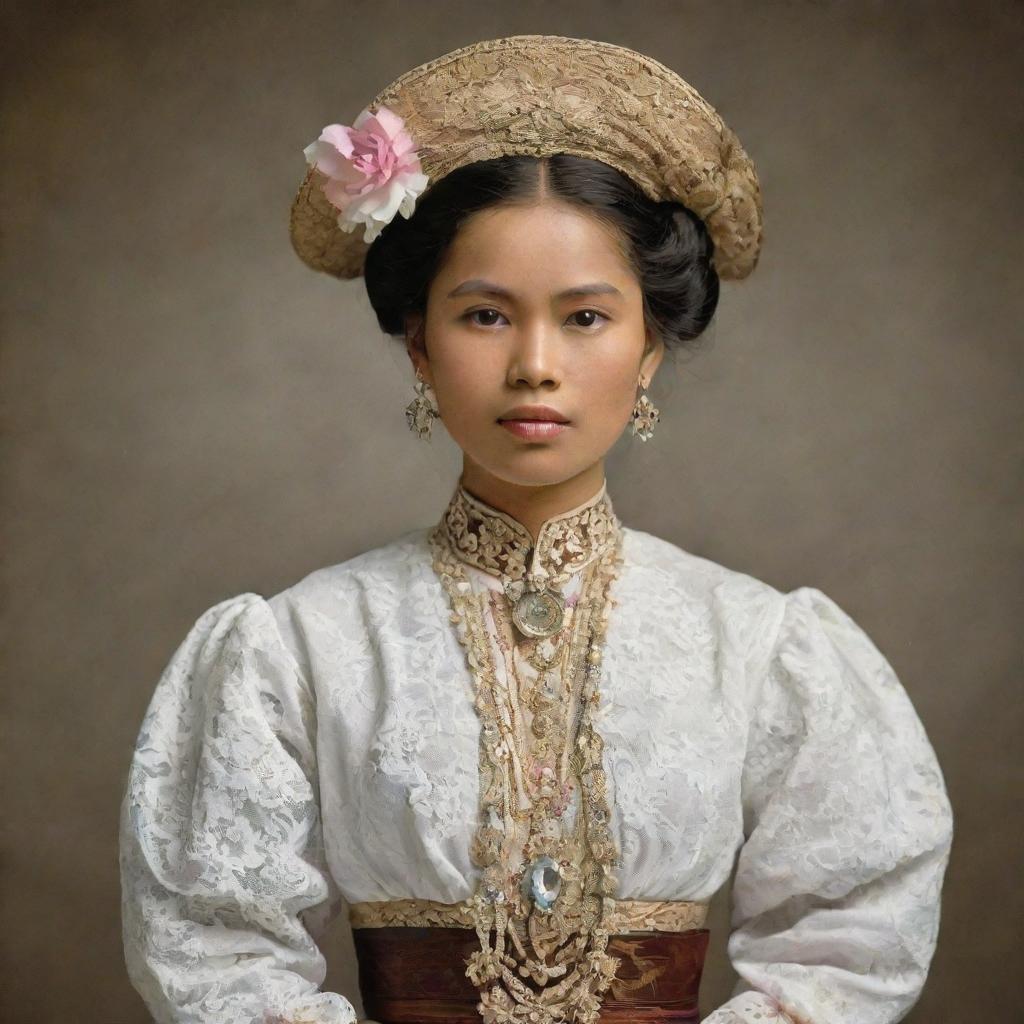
290 34 763 281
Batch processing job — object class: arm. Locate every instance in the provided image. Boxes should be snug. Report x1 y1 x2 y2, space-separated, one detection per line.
119 593 360 1024
705 586 954 1024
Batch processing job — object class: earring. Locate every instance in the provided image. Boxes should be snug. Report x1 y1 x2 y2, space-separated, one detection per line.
630 378 660 441
405 369 440 441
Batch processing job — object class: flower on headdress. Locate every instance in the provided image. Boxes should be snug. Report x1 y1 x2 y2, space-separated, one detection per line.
303 104 429 243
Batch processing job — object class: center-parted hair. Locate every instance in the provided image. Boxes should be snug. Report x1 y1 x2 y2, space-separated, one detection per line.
363 154 720 356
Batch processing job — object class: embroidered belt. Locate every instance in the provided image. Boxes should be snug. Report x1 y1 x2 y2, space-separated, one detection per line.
349 896 709 933
349 898 710 1024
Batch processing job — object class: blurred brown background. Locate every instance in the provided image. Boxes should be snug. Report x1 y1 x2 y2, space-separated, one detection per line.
3 2 1021 1021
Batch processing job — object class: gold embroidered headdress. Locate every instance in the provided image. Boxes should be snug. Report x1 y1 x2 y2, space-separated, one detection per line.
289 33 763 282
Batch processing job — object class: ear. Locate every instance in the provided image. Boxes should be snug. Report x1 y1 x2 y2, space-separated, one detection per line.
404 314 431 383
639 325 665 386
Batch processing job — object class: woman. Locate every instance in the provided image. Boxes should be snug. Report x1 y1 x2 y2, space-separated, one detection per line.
119 35 954 1024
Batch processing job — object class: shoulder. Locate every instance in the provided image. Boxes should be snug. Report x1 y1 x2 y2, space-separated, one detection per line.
160 591 287 673
619 530 910 707
258 527 436 670
621 524 773 589
147 530 436 710
269 526 434 607
169 531 433 642
622 529 907 686
621 524 785 625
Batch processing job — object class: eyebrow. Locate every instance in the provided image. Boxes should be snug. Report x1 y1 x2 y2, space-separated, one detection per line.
445 278 624 301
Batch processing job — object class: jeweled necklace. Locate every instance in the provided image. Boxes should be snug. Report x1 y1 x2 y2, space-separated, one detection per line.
428 519 626 1024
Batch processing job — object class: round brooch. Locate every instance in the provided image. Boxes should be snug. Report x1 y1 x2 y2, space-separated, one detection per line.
511 587 566 638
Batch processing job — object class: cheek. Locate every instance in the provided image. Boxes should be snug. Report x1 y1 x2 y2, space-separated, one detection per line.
431 347 496 416
576 352 642 412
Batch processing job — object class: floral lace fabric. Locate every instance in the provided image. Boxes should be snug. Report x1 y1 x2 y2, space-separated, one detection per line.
120 481 953 1024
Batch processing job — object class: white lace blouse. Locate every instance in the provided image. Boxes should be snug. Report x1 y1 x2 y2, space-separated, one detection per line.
119 478 953 1024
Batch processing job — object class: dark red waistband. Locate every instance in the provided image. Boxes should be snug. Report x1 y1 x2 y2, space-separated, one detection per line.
353 925 709 1023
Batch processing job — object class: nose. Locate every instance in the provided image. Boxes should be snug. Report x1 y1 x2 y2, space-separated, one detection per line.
506 320 561 389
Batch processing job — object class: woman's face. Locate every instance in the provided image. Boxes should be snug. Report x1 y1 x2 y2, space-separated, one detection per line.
406 199 664 490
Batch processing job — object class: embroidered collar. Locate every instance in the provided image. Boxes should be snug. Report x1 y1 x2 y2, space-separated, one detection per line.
437 478 622 583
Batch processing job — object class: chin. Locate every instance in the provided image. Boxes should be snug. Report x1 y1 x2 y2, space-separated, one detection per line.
470 452 598 489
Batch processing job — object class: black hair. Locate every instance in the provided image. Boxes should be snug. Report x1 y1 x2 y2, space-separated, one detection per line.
363 154 719 357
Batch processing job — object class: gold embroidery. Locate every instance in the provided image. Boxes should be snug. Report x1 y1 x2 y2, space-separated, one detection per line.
438 479 620 586
607 940 666 999
349 896 710 933
428 482 630 1024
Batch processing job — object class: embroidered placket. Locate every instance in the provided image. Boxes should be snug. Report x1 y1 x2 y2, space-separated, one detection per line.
429 481 626 1024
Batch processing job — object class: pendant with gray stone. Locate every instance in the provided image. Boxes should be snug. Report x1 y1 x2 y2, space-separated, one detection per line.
521 854 562 911
511 587 565 638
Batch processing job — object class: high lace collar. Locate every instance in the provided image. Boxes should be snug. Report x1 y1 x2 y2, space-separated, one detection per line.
436 478 622 584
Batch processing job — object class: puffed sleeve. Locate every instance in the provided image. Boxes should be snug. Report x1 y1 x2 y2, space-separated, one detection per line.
705 586 954 1024
119 593 360 1024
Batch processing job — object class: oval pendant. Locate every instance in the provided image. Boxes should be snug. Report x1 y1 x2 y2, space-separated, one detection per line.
522 854 562 911
512 588 565 638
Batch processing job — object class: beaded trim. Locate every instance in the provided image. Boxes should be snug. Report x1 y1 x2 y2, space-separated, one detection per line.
349 896 709 934
428 510 627 1024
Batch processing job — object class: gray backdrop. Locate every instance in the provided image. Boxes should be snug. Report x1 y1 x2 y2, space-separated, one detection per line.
3 2 1021 1021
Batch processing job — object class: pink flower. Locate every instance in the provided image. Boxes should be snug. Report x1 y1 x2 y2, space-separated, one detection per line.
303 104 429 243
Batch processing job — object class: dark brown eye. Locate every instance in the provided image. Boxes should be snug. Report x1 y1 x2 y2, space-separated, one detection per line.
468 308 504 326
569 310 607 328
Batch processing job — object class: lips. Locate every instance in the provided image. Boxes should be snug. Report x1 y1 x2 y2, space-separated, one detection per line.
498 418 569 441
497 405 570 424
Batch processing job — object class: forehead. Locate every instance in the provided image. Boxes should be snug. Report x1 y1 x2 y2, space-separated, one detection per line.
437 201 636 285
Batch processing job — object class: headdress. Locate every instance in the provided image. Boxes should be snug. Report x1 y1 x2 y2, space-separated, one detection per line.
289 34 763 281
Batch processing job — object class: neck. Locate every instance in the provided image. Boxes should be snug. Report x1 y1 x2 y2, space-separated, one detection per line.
458 458 607 543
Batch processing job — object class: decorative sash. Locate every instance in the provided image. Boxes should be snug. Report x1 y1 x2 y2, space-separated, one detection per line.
349 898 710 1024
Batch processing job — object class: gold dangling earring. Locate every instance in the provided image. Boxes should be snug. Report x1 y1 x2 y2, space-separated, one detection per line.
630 376 660 441
405 368 440 441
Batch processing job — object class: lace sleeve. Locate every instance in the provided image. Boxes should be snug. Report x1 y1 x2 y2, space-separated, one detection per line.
704 586 954 1024
119 592 359 1024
